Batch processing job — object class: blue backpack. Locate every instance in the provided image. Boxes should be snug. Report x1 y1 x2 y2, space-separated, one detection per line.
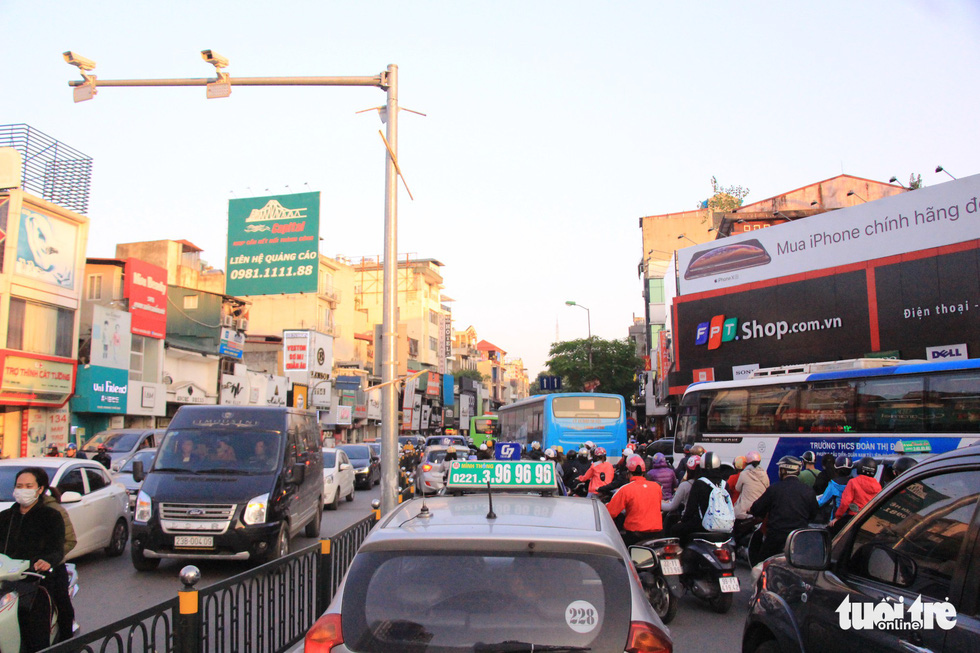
699 477 735 532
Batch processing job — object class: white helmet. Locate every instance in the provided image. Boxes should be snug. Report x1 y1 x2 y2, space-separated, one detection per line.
578 447 589 456
479 443 488 451
623 447 634 457
545 448 556 458
585 440 595 448
532 441 541 450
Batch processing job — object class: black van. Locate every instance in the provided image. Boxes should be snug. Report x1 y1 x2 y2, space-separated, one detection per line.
130 406 324 570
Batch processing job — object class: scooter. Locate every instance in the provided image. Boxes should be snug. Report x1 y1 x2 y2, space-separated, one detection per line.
630 537 683 624
675 532 739 614
0 553 79 652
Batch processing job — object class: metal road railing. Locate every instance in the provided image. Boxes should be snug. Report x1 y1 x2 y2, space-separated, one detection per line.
41 512 380 653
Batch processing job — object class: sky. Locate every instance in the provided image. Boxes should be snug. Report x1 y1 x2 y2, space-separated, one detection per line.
3 1 979 377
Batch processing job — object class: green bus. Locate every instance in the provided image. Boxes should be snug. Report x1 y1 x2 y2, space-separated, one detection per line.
469 414 498 447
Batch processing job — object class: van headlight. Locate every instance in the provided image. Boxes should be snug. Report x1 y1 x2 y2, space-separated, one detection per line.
243 493 269 525
134 490 152 523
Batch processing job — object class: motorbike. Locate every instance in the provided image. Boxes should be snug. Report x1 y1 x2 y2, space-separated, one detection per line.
670 531 739 614
733 517 765 567
0 553 79 652
630 537 682 624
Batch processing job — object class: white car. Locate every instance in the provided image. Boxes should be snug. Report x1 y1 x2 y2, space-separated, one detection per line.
0 457 131 560
321 448 356 510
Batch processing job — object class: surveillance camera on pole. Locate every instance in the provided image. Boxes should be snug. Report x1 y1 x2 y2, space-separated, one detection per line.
201 49 231 99
63 51 97 102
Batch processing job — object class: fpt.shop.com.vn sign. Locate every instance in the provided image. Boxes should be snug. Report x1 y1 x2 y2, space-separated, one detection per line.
225 192 320 296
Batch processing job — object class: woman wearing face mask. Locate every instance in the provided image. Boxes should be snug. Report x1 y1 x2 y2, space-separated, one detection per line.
0 467 67 652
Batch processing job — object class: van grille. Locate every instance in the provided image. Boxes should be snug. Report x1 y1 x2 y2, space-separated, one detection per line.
160 503 236 534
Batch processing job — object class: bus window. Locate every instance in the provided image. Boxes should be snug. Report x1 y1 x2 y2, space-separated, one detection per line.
856 376 926 433
552 396 622 419
800 381 856 433
706 389 750 433
927 370 980 432
674 395 700 452
746 385 799 433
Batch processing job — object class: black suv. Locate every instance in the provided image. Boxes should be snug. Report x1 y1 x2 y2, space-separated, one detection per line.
743 444 980 653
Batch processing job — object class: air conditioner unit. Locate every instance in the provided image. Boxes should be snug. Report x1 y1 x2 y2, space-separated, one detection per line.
237 318 249 331
221 315 234 328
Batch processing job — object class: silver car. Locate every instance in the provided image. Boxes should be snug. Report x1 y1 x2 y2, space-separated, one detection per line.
297 459 673 652
111 448 157 511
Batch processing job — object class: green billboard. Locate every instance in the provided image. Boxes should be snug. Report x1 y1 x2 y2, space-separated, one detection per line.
226 192 320 296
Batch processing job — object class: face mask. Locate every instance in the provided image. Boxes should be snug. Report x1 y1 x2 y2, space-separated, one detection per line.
12 488 39 507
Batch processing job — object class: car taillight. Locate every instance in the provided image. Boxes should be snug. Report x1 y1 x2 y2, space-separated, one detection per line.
626 621 672 653
663 543 682 557
304 613 342 652
714 547 732 564
421 463 433 473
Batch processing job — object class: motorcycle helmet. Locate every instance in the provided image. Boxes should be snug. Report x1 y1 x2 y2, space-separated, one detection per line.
479 443 488 451
801 451 816 464
593 447 607 458
578 447 589 456
403 443 414 452
857 456 878 477
777 455 803 476
66 443 77 451
690 445 706 456
652 452 666 465
745 451 762 465
555 446 564 454
733 455 746 471
686 455 702 470
891 456 917 477
545 448 557 459
700 451 722 470
622 447 634 457
626 455 646 473
585 440 595 449
683 444 693 454
834 455 852 471
532 441 541 450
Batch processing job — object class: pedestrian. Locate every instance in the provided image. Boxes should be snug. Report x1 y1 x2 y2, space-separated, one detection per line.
750 456 818 561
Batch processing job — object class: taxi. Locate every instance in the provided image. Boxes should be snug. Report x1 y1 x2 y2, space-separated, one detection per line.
300 459 673 652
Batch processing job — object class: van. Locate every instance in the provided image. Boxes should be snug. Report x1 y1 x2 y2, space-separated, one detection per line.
129 406 324 570
81 427 163 471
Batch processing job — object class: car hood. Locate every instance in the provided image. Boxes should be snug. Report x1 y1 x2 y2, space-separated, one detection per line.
140 472 277 503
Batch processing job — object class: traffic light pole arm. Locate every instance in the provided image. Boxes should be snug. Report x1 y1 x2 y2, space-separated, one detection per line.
69 74 387 89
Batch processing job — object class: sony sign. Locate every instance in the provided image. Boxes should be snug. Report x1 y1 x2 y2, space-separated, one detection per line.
925 343 968 361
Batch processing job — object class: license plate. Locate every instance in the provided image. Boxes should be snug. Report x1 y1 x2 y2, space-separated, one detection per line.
660 558 682 575
719 576 740 593
175 536 213 548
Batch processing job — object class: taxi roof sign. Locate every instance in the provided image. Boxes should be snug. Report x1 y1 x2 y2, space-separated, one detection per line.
446 460 558 492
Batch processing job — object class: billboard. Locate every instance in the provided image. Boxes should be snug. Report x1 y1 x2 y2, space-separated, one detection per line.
226 192 320 296
677 174 980 295
124 258 167 338
71 365 129 413
92 305 132 370
670 243 980 390
15 205 79 289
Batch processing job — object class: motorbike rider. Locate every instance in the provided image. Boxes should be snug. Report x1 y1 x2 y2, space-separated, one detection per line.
675 444 705 482
476 443 493 460
443 446 458 463
834 456 882 525
399 443 420 474
0 467 67 652
543 448 564 479
645 452 678 501
578 447 614 498
727 456 746 503
750 455 818 562
606 455 664 545
813 453 837 496
563 448 590 494
733 451 769 520
46 445 61 457
42 490 77 641
92 445 112 469
798 451 818 487
525 441 546 461
816 455 852 523
63 443 85 460
661 455 701 531
881 456 917 486
671 452 732 543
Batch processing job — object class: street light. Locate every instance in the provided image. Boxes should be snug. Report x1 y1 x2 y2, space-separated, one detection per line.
677 234 697 245
935 166 956 180
888 176 909 190
564 300 592 370
846 190 867 203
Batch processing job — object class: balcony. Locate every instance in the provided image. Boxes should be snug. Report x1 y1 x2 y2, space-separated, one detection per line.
320 323 341 337
320 286 341 305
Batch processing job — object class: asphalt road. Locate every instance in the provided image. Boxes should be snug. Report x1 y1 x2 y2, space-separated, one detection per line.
71 483 383 632
71 484 752 651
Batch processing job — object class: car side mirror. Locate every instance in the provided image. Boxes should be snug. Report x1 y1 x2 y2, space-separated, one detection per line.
629 545 656 569
858 544 917 587
291 462 306 484
339 463 352 472
132 461 145 483
785 528 831 570
60 491 82 504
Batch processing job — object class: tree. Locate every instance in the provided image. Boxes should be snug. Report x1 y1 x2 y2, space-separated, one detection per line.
544 337 641 402
702 176 750 219
454 368 487 384
908 173 924 190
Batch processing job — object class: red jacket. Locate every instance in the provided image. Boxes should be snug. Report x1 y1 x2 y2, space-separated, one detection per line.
727 472 742 504
607 476 663 533
579 461 615 495
835 474 882 519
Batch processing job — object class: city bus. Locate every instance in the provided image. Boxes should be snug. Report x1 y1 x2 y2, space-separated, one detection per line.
469 414 498 447
673 358 980 480
498 393 628 457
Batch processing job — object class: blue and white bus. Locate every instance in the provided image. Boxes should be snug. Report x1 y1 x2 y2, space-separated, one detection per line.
674 358 980 481
498 393 628 457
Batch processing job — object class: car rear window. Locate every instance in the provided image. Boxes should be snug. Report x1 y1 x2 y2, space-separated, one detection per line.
341 551 631 652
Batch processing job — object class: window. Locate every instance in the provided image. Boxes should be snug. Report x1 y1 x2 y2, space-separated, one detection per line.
429 310 438 325
183 294 199 310
705 389 750 433
856 376 926 433
647 278 665 303
800 381 856 433
408 338 419 359
6 298 74 358
58 469 85 495
130 335 145 381
926 371 980 433
87 275 103 300
847 470 980 600
85 468 109 492
429 336 438 351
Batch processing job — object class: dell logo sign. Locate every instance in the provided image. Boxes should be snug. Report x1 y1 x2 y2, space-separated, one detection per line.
926 344 968 361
